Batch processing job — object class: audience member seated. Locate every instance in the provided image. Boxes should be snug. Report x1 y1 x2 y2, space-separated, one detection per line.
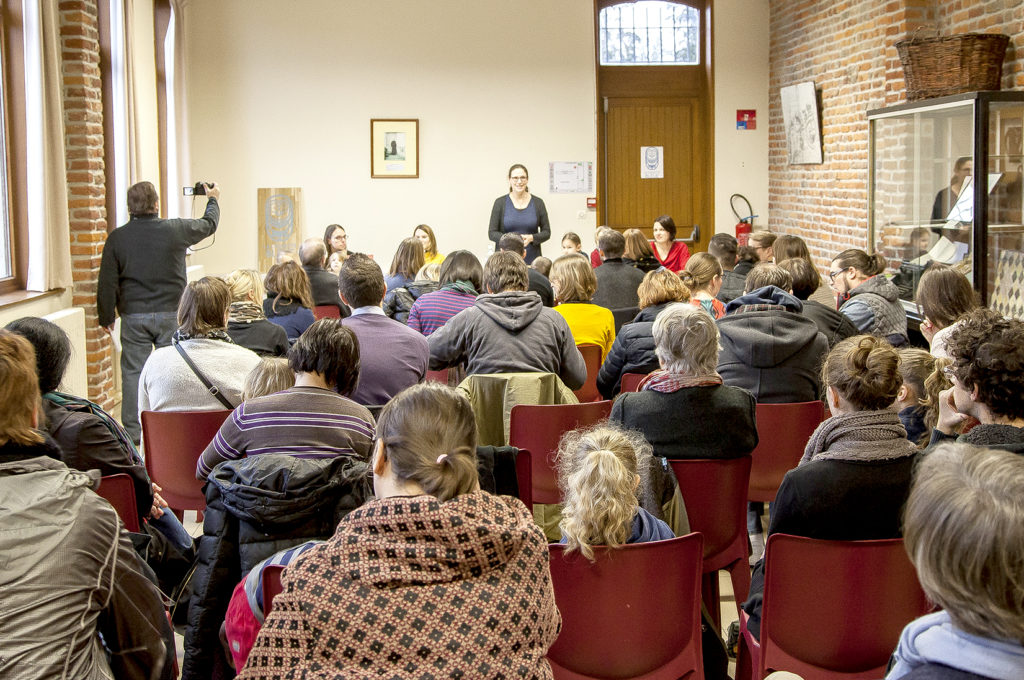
622 227 661 273
772 234 834 306
682 252 726 319
610 303 757 459
197 319 374 479
915 264 978 359
0 330 172 680
238 383 560 679
929 308 1024 453
225 269 289 357
830 248 908 346
428 251 586 389
557 424 674 557
384 236 426 292
298 237 349 317
140 277 261 413
651 214 690 273
262 261 315 342
895 348 944 446
500 232 554 306
407 250 482 336
709 232 745 304
532 255 552 278
242 357 294 401
323 223 348 273
597 269 691 398
383 265 440 324
551 254 616 360
414 223 445 266
748 230 777 264
588 226 608 268
339 254 428 405
742 335 918 640
886 443 1024 680
718 263 828 559
777 257 857 348
592 229 645 310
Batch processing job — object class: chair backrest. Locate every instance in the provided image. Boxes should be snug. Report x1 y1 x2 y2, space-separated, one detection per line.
547 533 705 679
96 473 141 532
611 306 640 333
760 534 930 679
748 401 824 503
619 371 650 393
312 305 341 320
669 457 751 572
424 368 449 384
261 564 285 617
508 401 613 505
514 448 533 508
573 343 603 402
141 409 232 514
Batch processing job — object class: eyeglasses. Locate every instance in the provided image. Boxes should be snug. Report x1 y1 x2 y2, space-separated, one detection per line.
828 267 849 281
510 176 528 182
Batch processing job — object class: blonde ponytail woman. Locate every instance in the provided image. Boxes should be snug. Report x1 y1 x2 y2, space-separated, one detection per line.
680 252 726 319
556 424 673 560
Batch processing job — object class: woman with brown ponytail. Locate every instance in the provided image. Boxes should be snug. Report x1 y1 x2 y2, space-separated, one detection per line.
829 248 908 345
741 335 919 640
239 382 560 679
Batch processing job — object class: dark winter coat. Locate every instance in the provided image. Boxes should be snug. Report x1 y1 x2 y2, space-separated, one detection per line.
596 302 672 398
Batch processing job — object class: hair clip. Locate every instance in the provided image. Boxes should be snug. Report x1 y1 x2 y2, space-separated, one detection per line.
436 454 448 465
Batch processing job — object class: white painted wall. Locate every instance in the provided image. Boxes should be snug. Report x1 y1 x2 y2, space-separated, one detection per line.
0 290 87 396
181 0 598 275
712 0 770 238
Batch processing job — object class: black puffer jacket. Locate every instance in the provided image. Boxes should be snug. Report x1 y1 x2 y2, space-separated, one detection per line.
182 454 371 680
596 302 672 398
384 279 440 324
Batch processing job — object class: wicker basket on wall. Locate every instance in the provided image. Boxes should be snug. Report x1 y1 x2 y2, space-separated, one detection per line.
896 32 1010 101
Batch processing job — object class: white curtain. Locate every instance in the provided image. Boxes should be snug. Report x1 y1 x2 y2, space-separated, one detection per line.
165 0 191 218
24 0 71 291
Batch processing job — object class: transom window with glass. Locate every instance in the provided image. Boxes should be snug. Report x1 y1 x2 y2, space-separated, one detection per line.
599 1 700 66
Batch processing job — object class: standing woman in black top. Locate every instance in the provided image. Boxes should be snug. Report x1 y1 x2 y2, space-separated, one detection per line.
488 163 550 264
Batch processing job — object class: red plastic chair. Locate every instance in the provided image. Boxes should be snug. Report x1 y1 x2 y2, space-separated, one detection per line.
96 473 141 532
514 448 533 508
619 371 650 393
312 305 341 320
509 401 613 505
424 368 449 384
748 401 824 503
262 564 285 617
669 457 752 629
547 533 705 679
141 409 231 519
573 343 603 403
736 535 930 680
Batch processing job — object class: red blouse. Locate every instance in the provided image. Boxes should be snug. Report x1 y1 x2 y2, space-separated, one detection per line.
651 240 690 273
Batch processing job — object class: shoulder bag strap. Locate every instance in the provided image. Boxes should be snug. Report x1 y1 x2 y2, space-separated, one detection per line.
172 338 236 409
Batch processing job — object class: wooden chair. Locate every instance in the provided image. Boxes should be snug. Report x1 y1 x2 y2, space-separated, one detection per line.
669 457 752 630
509 401 613 504
312 304 341 320
141 409 232 519
547 533 705 679
748 401 824 504
619 371 650 393
573 343 603 403
96 473 141 532
737 535 930 680
261 564 285 617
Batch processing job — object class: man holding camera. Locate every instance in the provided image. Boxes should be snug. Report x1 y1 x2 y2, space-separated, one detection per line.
97 180 220 444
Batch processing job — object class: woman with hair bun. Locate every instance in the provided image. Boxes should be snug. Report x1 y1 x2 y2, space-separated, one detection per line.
742 335 919 640
829 248 908 345
681 252 726 319
239 382 560 679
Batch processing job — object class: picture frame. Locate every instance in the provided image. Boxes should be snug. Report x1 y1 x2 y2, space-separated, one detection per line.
370 119 419 178
780 81 823 165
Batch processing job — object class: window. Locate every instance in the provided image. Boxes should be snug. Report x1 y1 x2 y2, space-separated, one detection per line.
599 1 700 66
0 64 11 281
0 1 27 294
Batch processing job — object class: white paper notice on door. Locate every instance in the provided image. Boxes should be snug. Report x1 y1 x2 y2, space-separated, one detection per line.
641 146 664 179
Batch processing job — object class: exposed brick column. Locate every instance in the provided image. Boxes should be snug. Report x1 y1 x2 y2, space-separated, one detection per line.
60 0 114 409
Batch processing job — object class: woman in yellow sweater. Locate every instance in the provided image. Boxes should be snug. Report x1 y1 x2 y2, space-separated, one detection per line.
414 224 445 266
550 254 615 360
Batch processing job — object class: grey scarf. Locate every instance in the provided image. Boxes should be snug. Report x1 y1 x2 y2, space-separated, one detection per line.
800 409 918 465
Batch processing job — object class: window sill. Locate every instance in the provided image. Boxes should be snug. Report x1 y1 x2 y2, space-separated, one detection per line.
0 287 65 311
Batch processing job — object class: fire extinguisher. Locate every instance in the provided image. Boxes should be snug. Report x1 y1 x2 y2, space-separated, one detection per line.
730 194 757 246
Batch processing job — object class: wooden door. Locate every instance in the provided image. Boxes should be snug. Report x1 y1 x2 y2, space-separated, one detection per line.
604 97 704 238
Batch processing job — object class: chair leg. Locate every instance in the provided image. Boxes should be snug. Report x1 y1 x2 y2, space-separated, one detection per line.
701 571 721 632
728 557 752 616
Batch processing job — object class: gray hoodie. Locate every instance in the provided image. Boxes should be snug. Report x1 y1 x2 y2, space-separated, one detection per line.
428 290 587 389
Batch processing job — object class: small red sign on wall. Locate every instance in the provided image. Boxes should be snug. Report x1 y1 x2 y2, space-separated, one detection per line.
737 110 757 130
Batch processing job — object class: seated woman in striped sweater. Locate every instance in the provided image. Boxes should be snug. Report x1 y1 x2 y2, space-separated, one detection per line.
407 250 483 336
196 318 374 479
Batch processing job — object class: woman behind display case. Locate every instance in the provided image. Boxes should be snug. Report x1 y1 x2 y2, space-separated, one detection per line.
931 156 972 221
488 163 551 264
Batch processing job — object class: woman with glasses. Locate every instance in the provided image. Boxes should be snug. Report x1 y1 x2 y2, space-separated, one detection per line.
488 163 551 264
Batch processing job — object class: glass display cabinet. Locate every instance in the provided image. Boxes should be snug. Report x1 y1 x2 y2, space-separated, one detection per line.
868 91 1024 323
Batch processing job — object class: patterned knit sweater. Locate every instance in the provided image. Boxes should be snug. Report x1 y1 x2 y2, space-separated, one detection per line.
239 491 561 679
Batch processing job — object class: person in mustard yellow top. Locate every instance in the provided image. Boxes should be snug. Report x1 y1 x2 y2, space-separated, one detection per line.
550 254 615 360
414 224 445 266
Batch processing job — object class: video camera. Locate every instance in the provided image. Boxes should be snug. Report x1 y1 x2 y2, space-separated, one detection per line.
183 181 214 196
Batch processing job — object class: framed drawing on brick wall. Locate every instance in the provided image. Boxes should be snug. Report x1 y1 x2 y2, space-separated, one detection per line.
371 119 419 178
781 82 823 165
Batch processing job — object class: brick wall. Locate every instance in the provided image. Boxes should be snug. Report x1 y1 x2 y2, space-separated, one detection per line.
768 0 1023 267
59 0 114 408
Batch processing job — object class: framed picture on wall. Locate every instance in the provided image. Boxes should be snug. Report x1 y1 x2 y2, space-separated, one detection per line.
780 82 823 165
371 119 419 178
